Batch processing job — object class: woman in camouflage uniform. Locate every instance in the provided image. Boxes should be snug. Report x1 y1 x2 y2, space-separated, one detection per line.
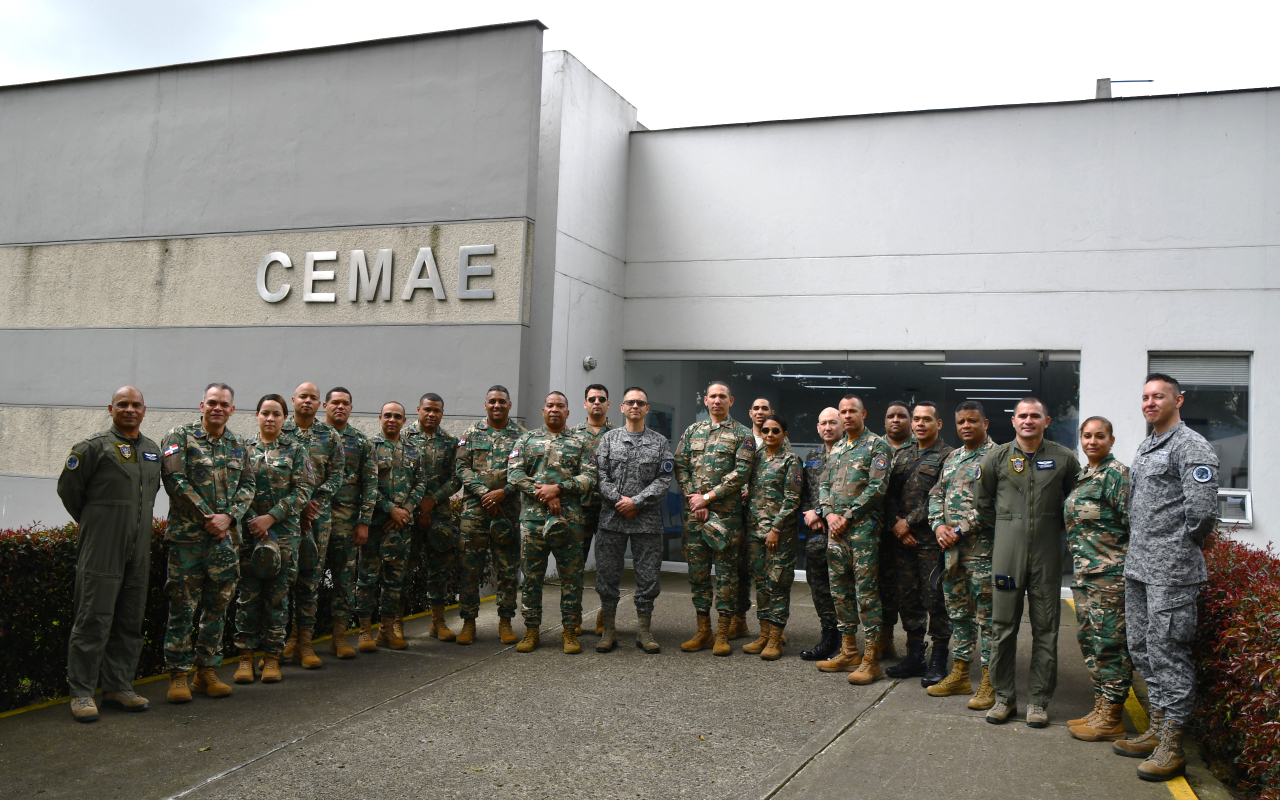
742 416 803 661
233 395 314 685
1064 416 1134 741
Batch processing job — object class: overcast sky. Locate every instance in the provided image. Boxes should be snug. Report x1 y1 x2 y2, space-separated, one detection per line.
2 0 1277 129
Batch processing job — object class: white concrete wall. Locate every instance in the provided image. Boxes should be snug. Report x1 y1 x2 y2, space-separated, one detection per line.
623 90 1280 548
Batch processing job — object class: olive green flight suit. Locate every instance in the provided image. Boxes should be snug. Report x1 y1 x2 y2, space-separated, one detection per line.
57 427 163 698
975 440 1079 708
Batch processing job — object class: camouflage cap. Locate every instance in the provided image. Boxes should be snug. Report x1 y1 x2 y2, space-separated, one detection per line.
252 533 282 579
542 515 571 548
489 515 514 543
701 511 731 551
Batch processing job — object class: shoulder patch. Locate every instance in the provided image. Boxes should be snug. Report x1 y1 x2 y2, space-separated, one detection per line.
163 443 180 457
65 453 80 470
509 449 520 460
743 437 755 451
873 455 888 471
792 470 803 486
1192 465 1214 483
975 464 982 479
661 459 674 473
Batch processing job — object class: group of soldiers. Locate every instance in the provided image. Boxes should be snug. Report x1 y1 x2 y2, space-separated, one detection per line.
56 373 1216 785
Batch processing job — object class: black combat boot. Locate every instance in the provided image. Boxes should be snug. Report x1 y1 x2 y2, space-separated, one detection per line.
801 627 840 661
886 638 928 678
921 643 950 688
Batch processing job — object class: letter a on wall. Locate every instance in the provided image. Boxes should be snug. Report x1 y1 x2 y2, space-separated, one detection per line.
401 247 447 300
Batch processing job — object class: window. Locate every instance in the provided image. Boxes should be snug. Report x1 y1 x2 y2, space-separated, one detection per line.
1148 354 1250 490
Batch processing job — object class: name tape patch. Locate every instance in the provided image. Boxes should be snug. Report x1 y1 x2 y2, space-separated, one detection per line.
1035 459 1056 470
143 452 159 462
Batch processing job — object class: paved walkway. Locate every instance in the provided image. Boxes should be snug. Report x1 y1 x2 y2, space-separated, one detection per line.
0 574 1229 800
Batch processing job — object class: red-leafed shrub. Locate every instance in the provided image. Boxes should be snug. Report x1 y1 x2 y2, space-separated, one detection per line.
1194 532 1280 800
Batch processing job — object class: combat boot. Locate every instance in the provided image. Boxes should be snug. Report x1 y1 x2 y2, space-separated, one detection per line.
886 638 928 678
234 650 256 684
921 644 950 688
967 665 995 710
636 612 661 654
597 611 618 652
563 628 582 655
848 641 885 685
1071 702 1125 742
712 614 733 656
358 618 377 653
742 621 771 655
817 635 861 672
595 608 605 636
680 614 714 652
298 628 323 669
1137 721 1186 781
879 625 898 660
283 628 298 662
571 613 582 637
801 627 840 661
330 621 357 659
1070 694 1106 727
429 605 457 642
1114 710 1164 758
192 666 232 697
516 626 540 653
760 624 785 661
392 614 405 643
380 615 408 650
70 696 99 723
498 616 518 644
167 671 192 704
101 691 148 712
260 655 282 683
927 657 972 696
456 617 477 646
727 613 750 640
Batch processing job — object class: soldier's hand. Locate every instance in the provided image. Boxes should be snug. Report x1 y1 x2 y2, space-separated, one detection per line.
687 493 708 512
892 517 911 538
389 506 412 529
354 523 369 546
936 525 958 547
766 528 780 552
825 513 847 538
204 513 234 539
535 483 561 503
247 514 275 539
418 496 436 518
480 488 506 510
615 496 637 518
302 501 320 522
694 508 709 523
901 532 918 547
803 510 823 531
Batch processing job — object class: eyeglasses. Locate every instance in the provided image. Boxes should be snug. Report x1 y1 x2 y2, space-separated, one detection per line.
621 399 649 407
762 427 783 435
586 396 608 403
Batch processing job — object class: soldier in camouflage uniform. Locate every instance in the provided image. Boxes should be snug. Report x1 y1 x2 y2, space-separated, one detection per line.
927 401 997 708
403 393 462 642
674 381 755 656
741 415 802 661
159 384 256 703
817 395 891 685
799 407 843 661
454 386 527 645
570 383 612 636
322 388 378 658
1064 416 1133 742
879 400 914 657
730 397 778 639
884 402 953 686
356 402 427 651
509 392 597 654
279 382 345 669
234 395 315 685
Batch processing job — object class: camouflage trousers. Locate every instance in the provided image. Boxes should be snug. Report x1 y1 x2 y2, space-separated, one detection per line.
326 505 361 628
683 513 743 616
288 505 331 631
458 515 520 620
942 531 993 665
1071 571 1133 705
582 508 600 567
356 522 408 621
747 527 796 627
595 529 664 615
235 532 300 655
520 521 585 628
733 507 753 616
406 509 457 609
879 525 902 629
804 526 838 629
826 520 882 641
163 536 240 671
1125 579 1198 725
896 536 952 646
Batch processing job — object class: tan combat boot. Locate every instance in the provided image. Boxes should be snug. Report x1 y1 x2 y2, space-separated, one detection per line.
380 615 408 650
968 665 995 710
597 610 618 653
927 658 972 697
636 612 661 654
742 621 771 655
260 655 282 683
516 626 540 653
167 671 192 704
1070 702 1125 742
101 691 148 712
1069 694 1106 727
234 651 256 684
330 621 357 659
298 628 323 668
70 696 99 722
392 614 405 643
456 617 477 646
563 628 582 655
712 614 733 656
571 613 583 637
727 613 750 640
680 615 714 652
498 616 518 644
595 608 605 636
848 641 885 685
1114 710 1163 758
358 618 378 653
879 625 898 660
1137 722 1186 781
283 629 298 662
192 666 232 697
817 635 862 672
761 624 785 661
430 605 457 642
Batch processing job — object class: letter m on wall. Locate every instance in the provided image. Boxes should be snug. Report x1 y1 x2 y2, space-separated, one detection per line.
349 249 393 302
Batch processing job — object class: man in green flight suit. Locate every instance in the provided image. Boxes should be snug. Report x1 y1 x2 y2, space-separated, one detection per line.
975 396 1079 727
58 386 163 722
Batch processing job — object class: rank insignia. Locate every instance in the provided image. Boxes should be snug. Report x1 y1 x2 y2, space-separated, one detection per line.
1010 457 1026 474
116 443 132 459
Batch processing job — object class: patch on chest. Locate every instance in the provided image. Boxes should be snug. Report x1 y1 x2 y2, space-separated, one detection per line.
1035 459 1055 470
115 443 133 461
1010 457 1026 474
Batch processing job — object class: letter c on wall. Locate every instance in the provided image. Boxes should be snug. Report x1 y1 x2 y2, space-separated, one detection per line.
258 252 292 303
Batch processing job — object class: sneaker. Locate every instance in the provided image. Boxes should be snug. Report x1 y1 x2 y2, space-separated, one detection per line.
1026 704 1049 728
70 696 99 723
986 701 1017 724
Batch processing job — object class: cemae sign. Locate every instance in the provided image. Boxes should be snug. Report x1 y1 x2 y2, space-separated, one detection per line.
256 245 497 303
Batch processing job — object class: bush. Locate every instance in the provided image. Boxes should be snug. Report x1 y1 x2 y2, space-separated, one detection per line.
1194 532 1280 800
